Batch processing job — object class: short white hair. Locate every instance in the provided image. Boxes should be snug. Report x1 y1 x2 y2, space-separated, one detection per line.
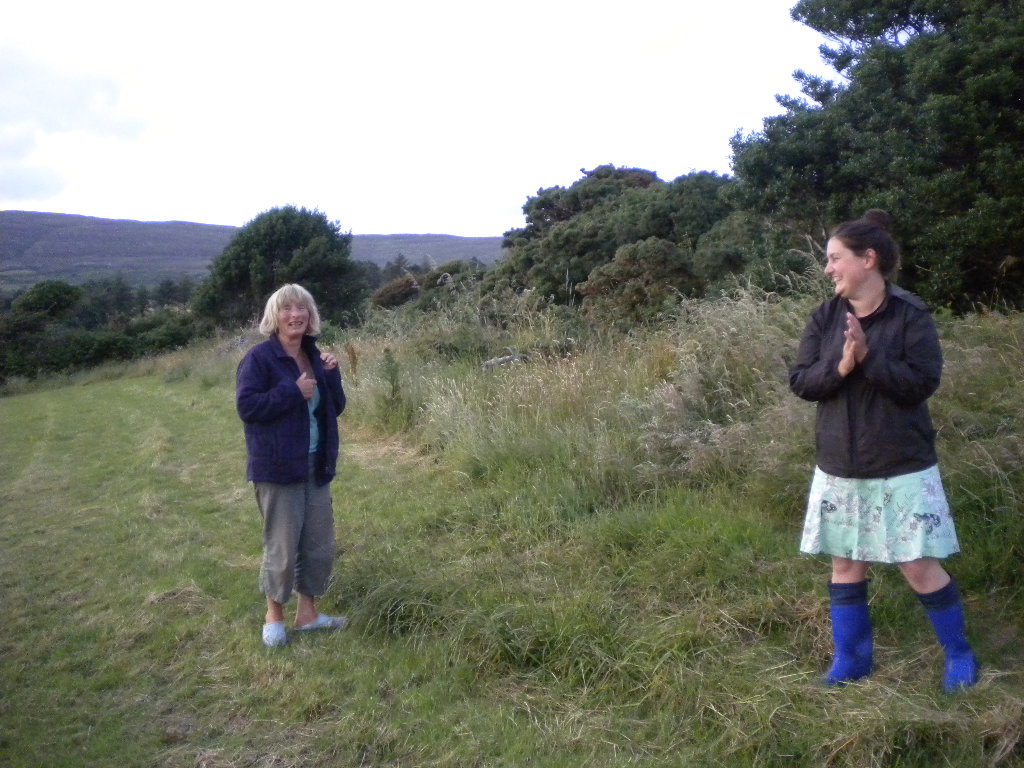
258 284 322 336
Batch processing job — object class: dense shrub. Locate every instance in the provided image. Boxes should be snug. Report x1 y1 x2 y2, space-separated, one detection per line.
371 274 420 308
40 328 134 371
415 260 486 309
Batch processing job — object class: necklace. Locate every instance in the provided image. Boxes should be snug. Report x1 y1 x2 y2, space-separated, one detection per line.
853 289 887 318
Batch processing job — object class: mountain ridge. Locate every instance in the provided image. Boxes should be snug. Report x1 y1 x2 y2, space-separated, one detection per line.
0 210 505 292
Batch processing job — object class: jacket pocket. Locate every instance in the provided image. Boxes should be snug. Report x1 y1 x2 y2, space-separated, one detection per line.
247 424 279 463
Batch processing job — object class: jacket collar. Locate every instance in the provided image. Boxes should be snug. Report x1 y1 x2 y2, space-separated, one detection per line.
887 284 929 311
267 333 319 359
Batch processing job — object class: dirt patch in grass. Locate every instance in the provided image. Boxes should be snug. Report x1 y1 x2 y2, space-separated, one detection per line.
343 429 435 472
145 581 216 615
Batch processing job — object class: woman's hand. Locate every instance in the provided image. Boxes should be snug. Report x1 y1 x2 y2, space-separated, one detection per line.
321 352 338 370
838 312 869 377
296 372 315 400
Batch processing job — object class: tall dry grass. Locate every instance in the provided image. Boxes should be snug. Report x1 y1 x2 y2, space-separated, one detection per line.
2 279 1021 767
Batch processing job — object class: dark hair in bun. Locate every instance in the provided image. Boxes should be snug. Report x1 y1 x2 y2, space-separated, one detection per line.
862 208 892 232
831 209 900 279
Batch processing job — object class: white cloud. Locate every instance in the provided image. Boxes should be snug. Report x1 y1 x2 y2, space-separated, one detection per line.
0 49 143 205
0 0 839 235
0 162 65 201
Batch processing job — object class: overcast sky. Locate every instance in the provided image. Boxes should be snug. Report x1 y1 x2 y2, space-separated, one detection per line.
1 1 839 237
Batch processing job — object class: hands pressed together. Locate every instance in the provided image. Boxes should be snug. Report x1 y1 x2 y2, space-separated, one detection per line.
838 312 869 377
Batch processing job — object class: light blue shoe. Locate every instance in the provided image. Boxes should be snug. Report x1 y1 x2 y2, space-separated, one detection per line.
295 614 349 633
262 621 288 647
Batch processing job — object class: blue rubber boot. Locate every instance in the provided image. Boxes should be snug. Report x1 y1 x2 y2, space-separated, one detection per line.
918 578 979 693
825 580 873 685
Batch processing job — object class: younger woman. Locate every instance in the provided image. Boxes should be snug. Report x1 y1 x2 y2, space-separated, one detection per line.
790 210 979 692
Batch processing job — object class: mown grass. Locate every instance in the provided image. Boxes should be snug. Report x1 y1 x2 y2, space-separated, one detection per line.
1 290 1022 767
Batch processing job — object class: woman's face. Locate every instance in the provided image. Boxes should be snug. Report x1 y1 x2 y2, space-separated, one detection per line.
824 237 874 299
277 300 309 339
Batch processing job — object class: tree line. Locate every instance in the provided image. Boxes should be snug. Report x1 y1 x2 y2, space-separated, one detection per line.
0 206 452 380
390 0 1022 316
0 276 201 378
2 0 1020 380
486 0 1023 315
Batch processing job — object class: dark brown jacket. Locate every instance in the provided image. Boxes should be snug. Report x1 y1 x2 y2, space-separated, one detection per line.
789 286 941 479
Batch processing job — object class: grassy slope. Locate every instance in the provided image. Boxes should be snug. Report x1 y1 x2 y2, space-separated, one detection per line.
1 306 1022 767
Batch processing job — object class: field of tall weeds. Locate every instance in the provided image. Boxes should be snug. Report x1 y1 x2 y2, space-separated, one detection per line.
2 282 1022 766
326 285 1023 765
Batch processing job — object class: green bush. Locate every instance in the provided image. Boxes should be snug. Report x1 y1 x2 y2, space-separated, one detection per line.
40 328 134 372
371 274 420 308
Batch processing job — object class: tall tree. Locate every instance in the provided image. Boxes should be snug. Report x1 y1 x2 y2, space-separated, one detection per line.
11 280 83 319
193 206 367 327
732 0 1024 309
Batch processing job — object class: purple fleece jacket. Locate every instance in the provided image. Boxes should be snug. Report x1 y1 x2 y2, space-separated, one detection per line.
236 334 345 486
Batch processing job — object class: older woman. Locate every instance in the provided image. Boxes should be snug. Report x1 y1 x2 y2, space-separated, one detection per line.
236 284 347 647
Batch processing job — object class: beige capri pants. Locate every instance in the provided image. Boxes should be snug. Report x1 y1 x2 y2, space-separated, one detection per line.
254 454 336 604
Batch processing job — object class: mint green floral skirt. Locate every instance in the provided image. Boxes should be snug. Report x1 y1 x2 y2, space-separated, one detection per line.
800 464 960 563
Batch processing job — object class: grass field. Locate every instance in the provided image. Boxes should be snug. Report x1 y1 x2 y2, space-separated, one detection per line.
1 295 1022 767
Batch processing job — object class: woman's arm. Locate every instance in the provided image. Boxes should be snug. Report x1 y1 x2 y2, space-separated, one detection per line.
789 310 846 402
859 308 942 406
316 351 346 416
236 351 304 423
324 365 345 416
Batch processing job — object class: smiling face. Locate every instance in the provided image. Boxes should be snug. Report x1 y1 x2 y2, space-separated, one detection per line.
824 237 877 299
277 300 310 341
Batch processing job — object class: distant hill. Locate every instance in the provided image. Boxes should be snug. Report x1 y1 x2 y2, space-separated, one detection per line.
0 211 505 293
